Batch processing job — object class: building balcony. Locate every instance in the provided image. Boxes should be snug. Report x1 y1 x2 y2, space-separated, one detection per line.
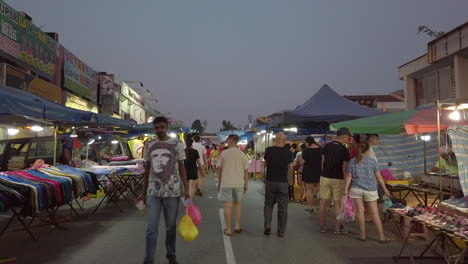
428 22 468 63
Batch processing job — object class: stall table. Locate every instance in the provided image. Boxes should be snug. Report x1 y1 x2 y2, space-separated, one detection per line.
390 209 468 264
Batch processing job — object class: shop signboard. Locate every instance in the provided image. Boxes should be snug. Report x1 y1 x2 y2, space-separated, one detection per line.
64 92 98 113
0 1 57 79
99 73 115 115
121 81 145 107
63 47 97 103
1 63 61 102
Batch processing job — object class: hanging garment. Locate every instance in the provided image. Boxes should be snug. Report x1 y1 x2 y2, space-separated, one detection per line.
448 126 468 195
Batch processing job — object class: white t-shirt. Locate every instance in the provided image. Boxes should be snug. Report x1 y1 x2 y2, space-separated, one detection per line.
217 148 250 188
193 142 207 165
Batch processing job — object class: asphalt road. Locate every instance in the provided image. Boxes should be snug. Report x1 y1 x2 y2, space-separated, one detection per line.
0 172 432 264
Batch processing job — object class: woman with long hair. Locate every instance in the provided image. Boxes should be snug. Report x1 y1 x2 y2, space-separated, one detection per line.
301 136 322 212
184 139 202 200
344 142 391 242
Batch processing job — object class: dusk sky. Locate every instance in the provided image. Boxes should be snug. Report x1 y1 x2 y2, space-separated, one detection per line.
11 1 468 132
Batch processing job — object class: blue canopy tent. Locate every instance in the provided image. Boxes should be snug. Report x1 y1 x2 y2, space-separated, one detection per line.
268 84 383 128
0 86 135 128
0 86 95 125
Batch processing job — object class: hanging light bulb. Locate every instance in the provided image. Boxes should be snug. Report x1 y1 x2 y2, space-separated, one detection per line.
30 125 44 132
70 129 78 138
449 106 461 121
88 139 95 145
7 127 19 136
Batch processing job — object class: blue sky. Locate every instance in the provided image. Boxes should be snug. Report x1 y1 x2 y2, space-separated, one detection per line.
11 0 468 131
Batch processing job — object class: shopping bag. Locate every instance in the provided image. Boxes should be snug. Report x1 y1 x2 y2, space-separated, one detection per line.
380 169 396 181
383 198 393 213
178 212 199 241
337 196 355 223
188 202 202 226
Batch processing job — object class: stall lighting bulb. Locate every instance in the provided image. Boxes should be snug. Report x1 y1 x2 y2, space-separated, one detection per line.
169 133 177 138
449 110 461 121
111 140 119 144
31 125 44 132
7 128 19 136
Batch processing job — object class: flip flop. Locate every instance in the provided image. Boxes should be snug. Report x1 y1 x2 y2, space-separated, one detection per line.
352 234 366 241
234 229 242 233
378 237 392 244
224 229 232 236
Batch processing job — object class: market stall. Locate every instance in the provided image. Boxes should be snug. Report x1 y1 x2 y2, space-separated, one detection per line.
0 86 137 241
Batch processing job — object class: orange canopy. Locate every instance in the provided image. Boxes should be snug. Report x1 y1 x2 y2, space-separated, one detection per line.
405 108 468 134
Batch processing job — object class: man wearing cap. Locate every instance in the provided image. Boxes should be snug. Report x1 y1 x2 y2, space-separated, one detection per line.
319 127 351 234
430 146 458 175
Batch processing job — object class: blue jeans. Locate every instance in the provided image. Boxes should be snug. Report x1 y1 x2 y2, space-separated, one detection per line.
144 196 180 264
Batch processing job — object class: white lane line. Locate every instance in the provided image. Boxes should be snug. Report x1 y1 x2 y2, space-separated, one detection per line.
219 208 237 264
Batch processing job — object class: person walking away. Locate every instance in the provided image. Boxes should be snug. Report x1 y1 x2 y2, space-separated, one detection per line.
205 145 212 171
319 127 351 234
210 144 220 172
264 132 292 237
344 141 391 242
138 116 189 264
293 143 307 202
184 139 202 201
192 135 207 196
284 143 295 200
217 135 250 236
301 137 322 213
365 134 384 221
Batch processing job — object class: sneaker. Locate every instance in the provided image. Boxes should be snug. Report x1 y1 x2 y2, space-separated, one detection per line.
335 225 348 234
320 225 327 233
456 201 468 212
442 197 457 205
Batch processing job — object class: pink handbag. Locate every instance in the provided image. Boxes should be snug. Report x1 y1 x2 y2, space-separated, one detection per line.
188 202 202 226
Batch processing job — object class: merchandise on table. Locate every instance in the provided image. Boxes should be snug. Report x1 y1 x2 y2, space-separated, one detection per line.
0 165 98 217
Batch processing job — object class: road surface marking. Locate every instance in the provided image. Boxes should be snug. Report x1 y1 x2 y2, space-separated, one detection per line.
219 208 237 264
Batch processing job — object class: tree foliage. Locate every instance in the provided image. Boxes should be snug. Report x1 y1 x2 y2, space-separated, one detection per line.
417 25 445 38
220 120 237 131
191 119 204 133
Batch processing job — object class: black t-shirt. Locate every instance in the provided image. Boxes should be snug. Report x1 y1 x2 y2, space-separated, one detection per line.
264 146 293 183
302 147 323 178
184 148 200 179
322 141 350 180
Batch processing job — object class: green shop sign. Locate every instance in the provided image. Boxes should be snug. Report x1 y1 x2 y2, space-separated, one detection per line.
0 1 57 79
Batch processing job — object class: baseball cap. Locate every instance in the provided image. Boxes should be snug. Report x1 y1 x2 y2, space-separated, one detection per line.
337 127 351 136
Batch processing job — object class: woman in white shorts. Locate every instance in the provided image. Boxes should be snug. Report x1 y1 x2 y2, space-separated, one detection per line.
344 141 391 243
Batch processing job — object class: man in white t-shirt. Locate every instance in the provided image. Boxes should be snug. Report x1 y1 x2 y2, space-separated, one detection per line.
217 134 250 236
192 135 207 196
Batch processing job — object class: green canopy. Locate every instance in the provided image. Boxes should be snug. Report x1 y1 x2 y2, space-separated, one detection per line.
330 110 418 134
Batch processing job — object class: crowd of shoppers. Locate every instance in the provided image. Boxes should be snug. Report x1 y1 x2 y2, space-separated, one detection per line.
138 116 391 263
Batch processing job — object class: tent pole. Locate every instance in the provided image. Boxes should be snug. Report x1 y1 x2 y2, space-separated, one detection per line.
437 101 442 203
53 124 58 166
